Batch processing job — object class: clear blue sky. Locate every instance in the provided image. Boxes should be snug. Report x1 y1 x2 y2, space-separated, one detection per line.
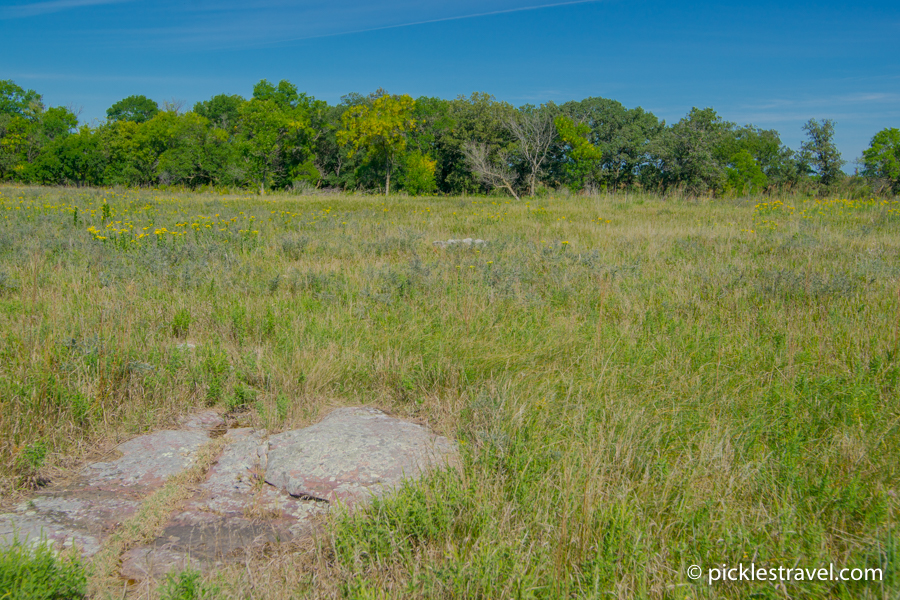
2 0 898 168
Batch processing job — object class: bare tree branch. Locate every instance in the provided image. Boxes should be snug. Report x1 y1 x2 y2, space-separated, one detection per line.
504 106 557 196
163 98 186 115
463 141 520 201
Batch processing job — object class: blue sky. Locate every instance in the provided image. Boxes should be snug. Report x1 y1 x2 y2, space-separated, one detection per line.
2 0 898 167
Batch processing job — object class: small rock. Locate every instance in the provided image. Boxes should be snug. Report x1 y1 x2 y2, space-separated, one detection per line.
432 238 486 249
179 410 225 431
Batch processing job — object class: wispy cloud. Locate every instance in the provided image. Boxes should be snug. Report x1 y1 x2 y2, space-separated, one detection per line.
277 0 603 43
737 92 900 113
6 71 235 86
95 0 604 49
0 0 132 20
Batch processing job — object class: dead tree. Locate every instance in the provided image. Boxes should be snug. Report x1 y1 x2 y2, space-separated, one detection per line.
463 141 520 201
504 106 557 197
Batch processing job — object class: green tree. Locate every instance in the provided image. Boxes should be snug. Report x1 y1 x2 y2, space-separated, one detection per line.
251 79 309 109
106 95 159 124
193 94 245 130
27 125 105 186
724 149 767 196
559 97 662 189
98 118 161 186
155 112 234 188
0 80 42 117
0 101 77 182
438 93 516 194
337 93 417 195
554 115 603 191
237 97 315 194
801 118 844 188
861 127 900 193
651 107 731 194
407 96 453 190
0 115 31 180
401 150 437 195
720 125 802 191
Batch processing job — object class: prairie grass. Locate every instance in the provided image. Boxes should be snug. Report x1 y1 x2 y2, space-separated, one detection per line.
0 184 898 598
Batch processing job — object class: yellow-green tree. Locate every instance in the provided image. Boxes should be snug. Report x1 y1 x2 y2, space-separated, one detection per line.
337 94 416 195
402 149 437 195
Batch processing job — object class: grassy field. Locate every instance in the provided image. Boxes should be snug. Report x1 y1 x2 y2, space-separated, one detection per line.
0 184 898 599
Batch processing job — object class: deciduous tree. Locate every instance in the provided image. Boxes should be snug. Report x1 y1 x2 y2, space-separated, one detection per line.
401 150 437 195
801 118 844 188
237 99 311 194
559 97 662 189
337 94 416 195
554 115 602 191
106 95 159 124
861 127 900 193
0 80 42 117
651 107 731 194
462 141 520 200
194 94 245 130
505 104 557 196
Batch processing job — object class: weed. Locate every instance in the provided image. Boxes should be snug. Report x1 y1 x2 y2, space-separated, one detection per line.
158 568 217 600
0 538 86 600
172 308 192 338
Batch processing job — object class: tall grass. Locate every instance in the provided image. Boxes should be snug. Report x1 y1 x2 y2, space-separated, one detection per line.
0 185 898 598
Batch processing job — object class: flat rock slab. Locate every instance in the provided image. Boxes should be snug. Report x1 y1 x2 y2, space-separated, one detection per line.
83 430 211 491
124 427 325 575
1 406 458 581
0 411 223 556
265 407 457 505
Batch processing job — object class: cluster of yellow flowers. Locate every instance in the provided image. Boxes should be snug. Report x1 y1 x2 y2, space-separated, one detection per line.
796 197 899 219
746 197 900 235
0 187 346 248
753 199 795 216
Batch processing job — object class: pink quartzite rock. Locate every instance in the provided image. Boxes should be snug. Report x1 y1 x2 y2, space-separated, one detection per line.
264 407 457 505
120 547 202 580
0 420 216 556
83 430 210 491
1 407 457 581
125 427 324 575
179 410 225 431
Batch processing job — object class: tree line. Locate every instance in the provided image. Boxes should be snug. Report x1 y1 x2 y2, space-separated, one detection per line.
1 78 898 197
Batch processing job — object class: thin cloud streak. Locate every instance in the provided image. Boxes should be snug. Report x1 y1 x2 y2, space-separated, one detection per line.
0 0 131 19
272 0 605 44
80 0 605 50
734 111 899 124
6 71 235 86
738 92 900 112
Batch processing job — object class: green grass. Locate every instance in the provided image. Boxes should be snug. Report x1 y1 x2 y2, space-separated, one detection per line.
0 184 898 598
0 537 87 600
